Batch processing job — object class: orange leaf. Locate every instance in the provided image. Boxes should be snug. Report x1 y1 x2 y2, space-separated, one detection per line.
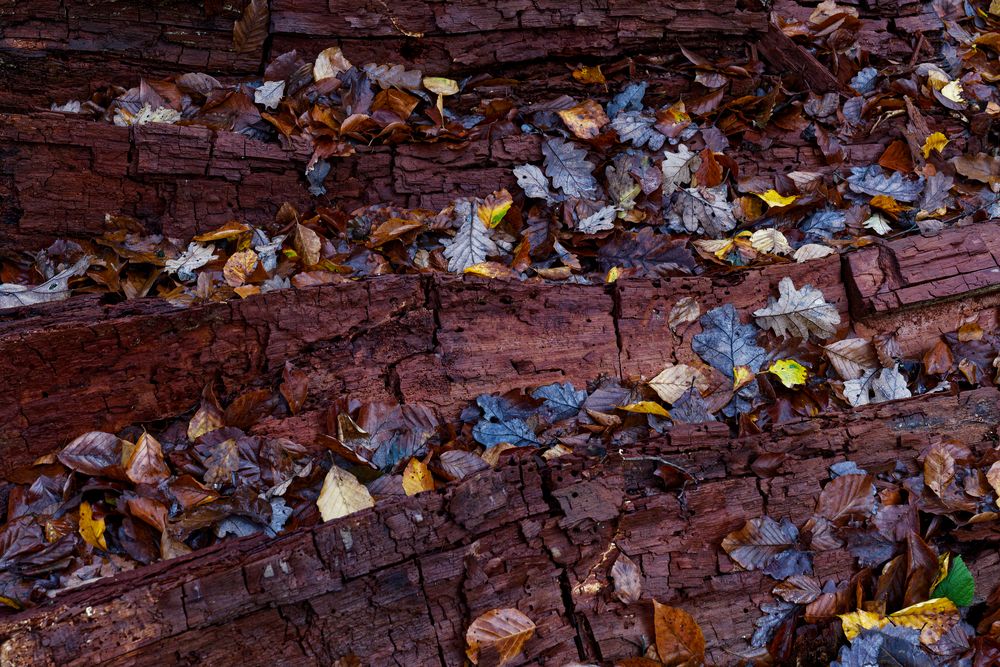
401 457 435 496
653 600 706 666
465 608 536 666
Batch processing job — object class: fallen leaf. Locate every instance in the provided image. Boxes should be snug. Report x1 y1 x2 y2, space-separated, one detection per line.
768 359 808 388
863 212 892 235
401 457 435 496
443 200 499 272
755 189 797 207
464 262 515 279
572 65 606 84
557 99 610 140
477 190 513 228
0 256 92 310
618 401 670 418
793 244 836 262
750 228 793 255
722 516 797 571
839 609 890 640
924 444 955 497
542 138 598 198
58 432 129 480
648 365 708 404
223 248 259 287
124 432 171 485
316 465 375 522
294 223 322 266
666 186 737 237
754 277 841 340
611 552 642 604
661 145 700 193
824 338 879 381
188 385 224 441
890 597 959 644
668 297 700 332
932 554 974 607
653 600 706 667
313 47 352 82
815 474 875 523
78 501 107 551
281 362 309 415
232 0 269 53
921 132 949 158
466 608 536 666
203 438 239 488
733 364 755 391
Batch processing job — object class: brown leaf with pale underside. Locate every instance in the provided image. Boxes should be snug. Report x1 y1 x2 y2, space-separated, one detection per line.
653 600 705 667
824 338 878 381
465 608 536 666
611 552 642 604
232 0 269 53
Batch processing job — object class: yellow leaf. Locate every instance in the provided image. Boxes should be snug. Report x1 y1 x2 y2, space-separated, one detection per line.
838 609 888 640
401 458 435 496
557 99 610 140
606 266 622 283
648 364 708 404
617 401 671 418
733 365 755 391
466 608 536 666
922 132 950 158
931 553 950 592
768 359 808 388
192 221 251 242
477 190 513 228
79 501 107 551
870 195 909 215
889 597 959 645
464 262 514 279
234 285 260 299
754 189 798 207
316 465 374 522
423 77 458 96
223 248 259 287
941 80 965 104
187 386 224 441
572 65 606 85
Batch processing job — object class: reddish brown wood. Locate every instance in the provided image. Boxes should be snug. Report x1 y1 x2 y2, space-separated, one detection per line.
1 387 996 666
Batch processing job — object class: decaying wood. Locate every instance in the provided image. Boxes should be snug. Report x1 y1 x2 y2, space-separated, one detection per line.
1 386 997 666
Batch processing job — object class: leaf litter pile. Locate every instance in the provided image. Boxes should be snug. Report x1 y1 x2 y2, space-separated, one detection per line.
5 1 1000 308
5 0 1000 664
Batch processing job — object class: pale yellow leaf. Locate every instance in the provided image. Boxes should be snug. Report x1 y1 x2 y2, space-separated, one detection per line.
648 364 708 404
316 465 374 522
401 458 435 496
793 244 835 263
618 401 671 418
750 228 793 255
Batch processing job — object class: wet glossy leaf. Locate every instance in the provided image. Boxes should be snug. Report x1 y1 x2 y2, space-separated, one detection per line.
816 474 875 523
58 432 129 480
558 100 610 140
768 359 808 388
932 555 974 607
124 432 170 485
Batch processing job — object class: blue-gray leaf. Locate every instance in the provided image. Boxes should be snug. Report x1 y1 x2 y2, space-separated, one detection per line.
531 382 586 422
472 418 539 448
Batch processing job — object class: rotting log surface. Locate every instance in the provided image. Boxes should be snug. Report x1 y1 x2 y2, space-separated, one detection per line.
1 387 998 666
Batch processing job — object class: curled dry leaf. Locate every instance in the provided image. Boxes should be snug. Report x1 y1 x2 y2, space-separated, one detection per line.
316 465 375 522
58 431 129 480
465 608 536 666
653 600 706 667
294 223 322 266
611 552 642 604
188 385 224 441
280 362 309 415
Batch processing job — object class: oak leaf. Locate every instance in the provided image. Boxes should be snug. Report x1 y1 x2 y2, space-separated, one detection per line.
542 138 597 198
443 201 499 272
754 277 840 340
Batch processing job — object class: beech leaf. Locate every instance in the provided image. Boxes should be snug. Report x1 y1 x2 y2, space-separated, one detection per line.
824 338 878 381
401 457 435 496
465 608 536 666
78 501 107 551
653 600 706 667
317 465 375 522
661 145 700 193
611 552 642 604
722 516 798 571
648 364 708 405
815 474 875 523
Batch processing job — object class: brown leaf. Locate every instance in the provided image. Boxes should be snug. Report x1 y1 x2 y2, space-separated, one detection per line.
294 223 322 266
904 531 938 607
232 0 269 53
203 439 239 488
924 443 956 498
668 297 700 333
954 153 1000 188
692 148 723 188
126 496 168 532
223 388 273 429
222 248 259 287
773 575 823 604
123 432 171 485
169 475 219 510
280 363 309 415
923 339 954 375
878 139 915 173
722 516 796 570
815 474 874 523
438 450 489 481
465 608 536 666
58 432 129 480
611 552 642 604
653 600 705 667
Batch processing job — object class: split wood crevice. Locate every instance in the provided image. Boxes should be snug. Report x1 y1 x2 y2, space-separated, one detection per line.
1 0 997 664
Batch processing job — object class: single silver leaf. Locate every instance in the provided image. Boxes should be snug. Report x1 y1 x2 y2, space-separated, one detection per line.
577 205 617 234
753 277 840 340
661 145 700 193
665 186 737 237
541 138 597 198
513 164 558 203
442 200 499 272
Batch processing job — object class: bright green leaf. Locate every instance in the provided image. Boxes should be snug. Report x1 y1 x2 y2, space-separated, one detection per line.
932 554 975 607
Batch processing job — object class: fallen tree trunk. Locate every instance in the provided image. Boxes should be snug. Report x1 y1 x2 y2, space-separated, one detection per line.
1 386 997 666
